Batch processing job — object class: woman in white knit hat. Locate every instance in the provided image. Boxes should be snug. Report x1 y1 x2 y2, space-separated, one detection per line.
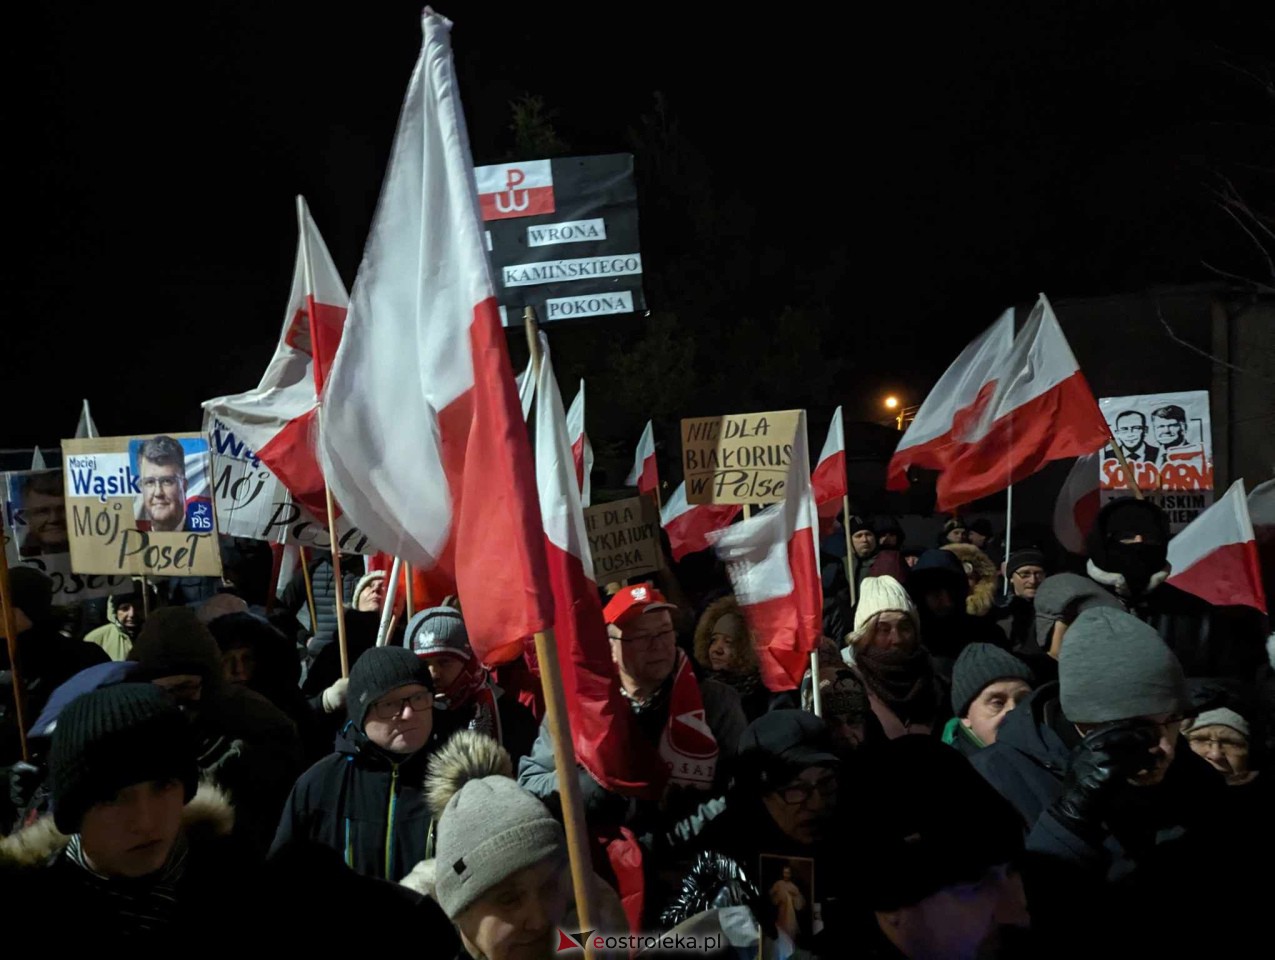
841 576 944 739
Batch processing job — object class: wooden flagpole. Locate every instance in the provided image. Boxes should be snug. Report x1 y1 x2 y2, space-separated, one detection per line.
0 514 30 761
1002 484 1014 597
299 546 319 639
297 195 352 679
404 564 416 619
842 494 857 608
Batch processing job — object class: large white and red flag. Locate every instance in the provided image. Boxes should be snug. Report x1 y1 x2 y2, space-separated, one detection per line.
533 333 665 796
811 405 847 536
202 198 347 519
935 294 1109 510
661 484 741 562
1053 452 1101 555
626 420 658 497
566 380 594 507
1166 480 1267 612
887 309 1014 491
707 412 823 691
317 12 551 665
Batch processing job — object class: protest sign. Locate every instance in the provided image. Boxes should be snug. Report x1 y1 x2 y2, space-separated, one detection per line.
2 469 131 600
62 434 222 577
208 416 372 554
1099 390 1214 532
681 410 803 505
584 495 663 582
477 154 646 324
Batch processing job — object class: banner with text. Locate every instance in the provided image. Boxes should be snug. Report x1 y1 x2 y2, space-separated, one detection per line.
681 410 803 505
584 494 663 583
1099 390 1213 532
2 469 131 600
207 417 373 554
62 434 223 577
477 153 646 325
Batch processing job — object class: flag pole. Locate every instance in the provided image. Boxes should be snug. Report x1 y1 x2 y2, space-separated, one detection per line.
523 307 541 380
377 557 403 646
404 564 416 619
842 495 857 608
297 194 352 679
1002 485 1013 597
140 576 152 617
299 546 319 640
532 626 597 947
0 515 30 762
809 651 823 718
1105 429 1145 500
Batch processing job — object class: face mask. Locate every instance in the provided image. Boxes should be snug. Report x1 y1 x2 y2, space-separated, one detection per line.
1105 541 1168 596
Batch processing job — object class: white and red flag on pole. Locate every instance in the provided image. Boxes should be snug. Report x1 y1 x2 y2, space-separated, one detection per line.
1053 452 1102 555
707 413 823 692
533 333 665 795
886 309 1014 491
626 420 658 497
661 484 741 562
202 199 347 519
515 354 536 421
811 405 847 537
566 380 594 507
1166 480 1267 613
934 294 1109 510
317 12 552 666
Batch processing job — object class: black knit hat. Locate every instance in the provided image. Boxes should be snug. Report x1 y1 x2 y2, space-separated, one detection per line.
49 683 197 833
950 644 1036 717
128 607 223 689
348 646 434 728
1005 548 1047 577
8 566 54 625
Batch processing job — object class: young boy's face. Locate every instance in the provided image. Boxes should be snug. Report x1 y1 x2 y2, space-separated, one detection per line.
80 778 185 878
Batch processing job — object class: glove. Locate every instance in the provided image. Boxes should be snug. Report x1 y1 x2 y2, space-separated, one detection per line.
1049 722 1159 841
321 677 349 714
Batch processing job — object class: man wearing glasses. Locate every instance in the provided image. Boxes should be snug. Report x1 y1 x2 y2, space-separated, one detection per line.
994 548 1049 651
272 646 439 881
136 434 189 532
1104 410 1158 464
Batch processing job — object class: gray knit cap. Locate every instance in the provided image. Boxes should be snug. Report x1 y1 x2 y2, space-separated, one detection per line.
1058 608 1191 724
951 644 1035 717
1033 573 1124 650
405 607 471 660
433 775 566 919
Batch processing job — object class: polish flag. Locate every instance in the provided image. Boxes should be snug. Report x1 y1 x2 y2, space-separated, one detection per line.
515 354 535 421
317 12 552 666
1053 452 1102 555
626 421 658 497
76 399 99 439
886 309 1014 491
566 380 594 507
661 484 741 562
1166 480 1267 613
811 406 847 537
202 197 347 519
935 294 1109 510
707 412 823 691
533 332 665 796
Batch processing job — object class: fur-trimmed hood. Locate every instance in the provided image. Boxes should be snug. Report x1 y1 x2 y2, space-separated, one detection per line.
692 595 759 674
942 543 999 617
0 781 234 871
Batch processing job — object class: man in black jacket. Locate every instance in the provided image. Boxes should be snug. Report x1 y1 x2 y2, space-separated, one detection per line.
271 646 439 882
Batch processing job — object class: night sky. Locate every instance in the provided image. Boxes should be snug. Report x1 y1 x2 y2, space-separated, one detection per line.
6 2 1272 447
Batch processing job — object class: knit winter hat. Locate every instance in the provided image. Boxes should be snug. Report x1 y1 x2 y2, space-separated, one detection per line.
1032 573 1124 650
349 570 386 609
1185 707 1249 740
950 644 1035 717
8 566 54 625
49 683 197 833
851 575 919 643
128 606 224 688
1005 548 1047 577
1059 608 1191 724
430 736 565 920
347 646 434 728
405 607 471 661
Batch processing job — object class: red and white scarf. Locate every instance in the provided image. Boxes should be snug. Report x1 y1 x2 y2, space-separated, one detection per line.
658 652 720 788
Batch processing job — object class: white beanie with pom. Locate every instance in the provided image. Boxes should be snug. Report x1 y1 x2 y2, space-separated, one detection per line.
850 575 920 645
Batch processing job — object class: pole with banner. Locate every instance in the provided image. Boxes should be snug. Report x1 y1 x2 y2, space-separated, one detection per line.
0 511 29 761
298 195 352 678
376 557 403 647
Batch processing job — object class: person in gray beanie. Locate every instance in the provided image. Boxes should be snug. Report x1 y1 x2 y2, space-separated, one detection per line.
972 608 1245 953
942 644 1035 757
399 730 626 960
270 646 441 882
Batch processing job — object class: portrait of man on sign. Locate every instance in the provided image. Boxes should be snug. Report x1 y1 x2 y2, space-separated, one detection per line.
15 471 70 557
135 435 190 533
1104 410 1158 463
1150 404 1192 464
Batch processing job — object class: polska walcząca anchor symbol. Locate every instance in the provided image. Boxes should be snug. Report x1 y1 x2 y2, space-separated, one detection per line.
494 168 530 214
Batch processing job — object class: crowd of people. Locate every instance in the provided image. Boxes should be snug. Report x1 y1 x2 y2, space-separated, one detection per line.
1 493 1271 956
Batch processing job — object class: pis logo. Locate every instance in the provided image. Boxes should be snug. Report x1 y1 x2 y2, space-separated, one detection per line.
556 929 595 952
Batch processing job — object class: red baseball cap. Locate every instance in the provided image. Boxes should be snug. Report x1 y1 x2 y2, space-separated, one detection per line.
603 583 677 627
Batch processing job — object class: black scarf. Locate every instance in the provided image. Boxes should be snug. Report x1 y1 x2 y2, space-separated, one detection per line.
855 645 939 728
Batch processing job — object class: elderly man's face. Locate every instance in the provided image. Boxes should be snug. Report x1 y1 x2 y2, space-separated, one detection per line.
1152 416 1185 448
140 458 186 531
25 488 68 552
762 765 839 845
609 610 677 693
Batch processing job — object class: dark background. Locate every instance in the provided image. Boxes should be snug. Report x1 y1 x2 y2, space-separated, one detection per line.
6 2 1272 468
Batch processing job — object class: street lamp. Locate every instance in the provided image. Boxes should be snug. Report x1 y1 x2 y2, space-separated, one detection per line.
884 395 899 411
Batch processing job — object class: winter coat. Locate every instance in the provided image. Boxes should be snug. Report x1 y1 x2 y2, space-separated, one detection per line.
82 594 136 661
0 783 254 942
993 593 1037 653
280 555 361 639
270 725 438 883
431 686 539 768
940 715 984 758
941 543 999 618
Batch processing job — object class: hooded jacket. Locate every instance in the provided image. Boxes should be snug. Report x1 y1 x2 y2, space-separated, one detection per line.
270 723 439 883
941 543 999 618
906 550 1008 665
82 593 140 662
693 596 769 721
